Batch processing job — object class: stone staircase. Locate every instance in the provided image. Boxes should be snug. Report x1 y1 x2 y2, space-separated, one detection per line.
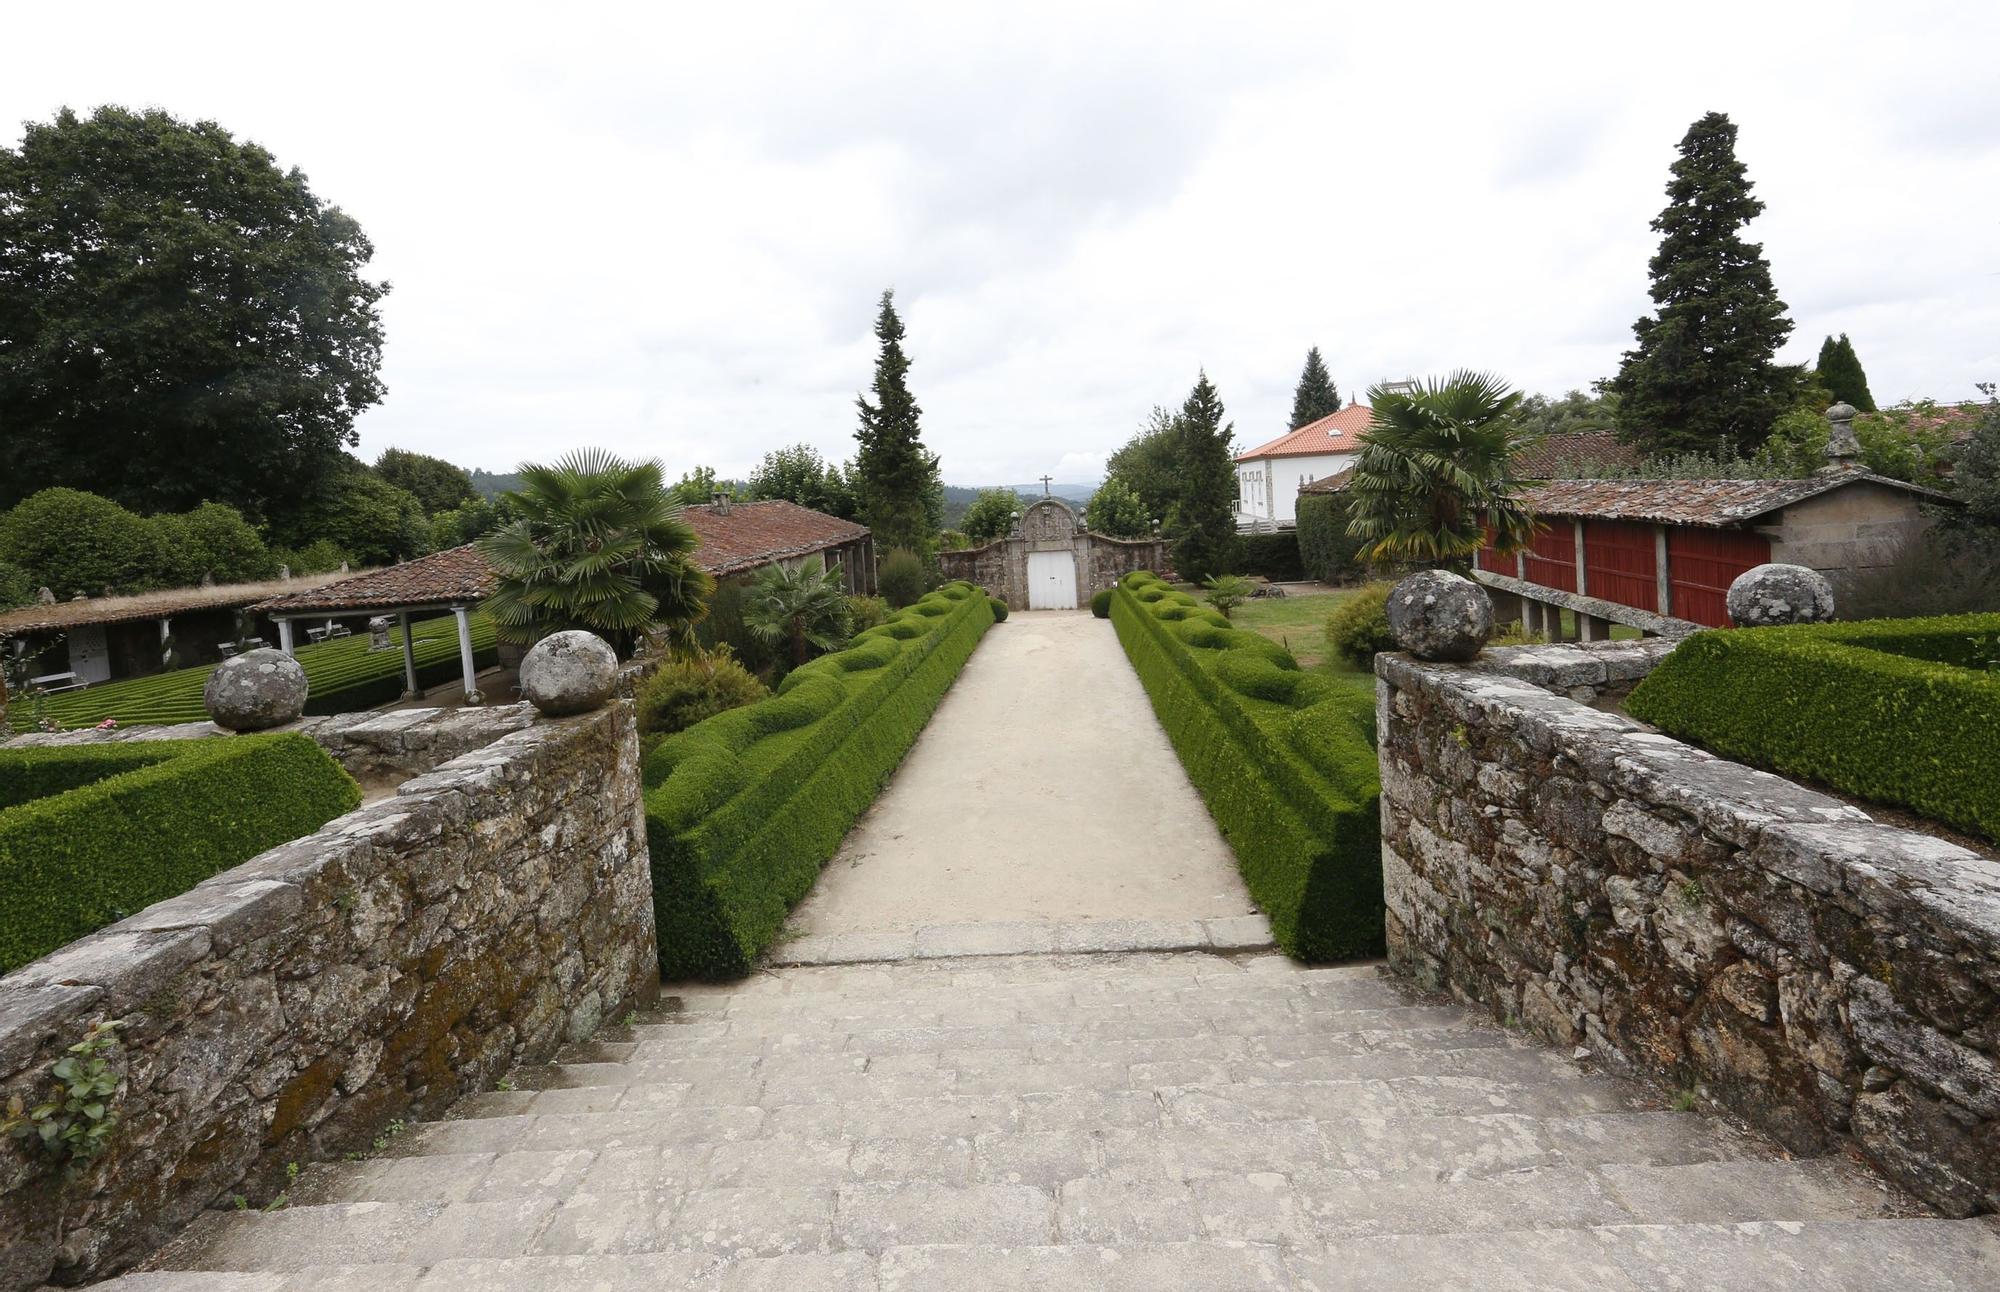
105 947 1998 1290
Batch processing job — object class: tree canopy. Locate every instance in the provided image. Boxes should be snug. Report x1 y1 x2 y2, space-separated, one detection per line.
1814 334 1876 412
1103 408 1180 526
853 290 941 556
375 448 477 514
0 106 388 519
271 458 428 567
747 443 860 519
1608 112 1795 458
958 489 1021 546
1167 372 1241 581
1084 477 1150 538
1289 347 1341 428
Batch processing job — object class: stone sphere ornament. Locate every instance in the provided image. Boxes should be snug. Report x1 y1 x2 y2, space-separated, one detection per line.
1726 563 1835 627
519 631 620 716
203 648 310 731
1387 570 1494 662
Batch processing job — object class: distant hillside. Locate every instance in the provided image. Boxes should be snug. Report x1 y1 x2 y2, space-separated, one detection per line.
468 469 524 499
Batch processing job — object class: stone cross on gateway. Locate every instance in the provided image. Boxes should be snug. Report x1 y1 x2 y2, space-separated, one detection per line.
1039 475 1053 496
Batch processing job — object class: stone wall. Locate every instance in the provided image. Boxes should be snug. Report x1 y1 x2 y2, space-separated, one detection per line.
1376 640 2000 1216
940 528 1169 610
1765 477 1934 580
0 702 657 1290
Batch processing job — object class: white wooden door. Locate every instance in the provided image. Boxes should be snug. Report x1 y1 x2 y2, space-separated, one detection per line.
1027 550 1078 609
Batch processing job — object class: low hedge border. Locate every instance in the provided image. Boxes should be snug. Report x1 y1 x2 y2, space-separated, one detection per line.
1109 571 1383 960
643 582 996 979
1627 613 2000 842
0 734 362 971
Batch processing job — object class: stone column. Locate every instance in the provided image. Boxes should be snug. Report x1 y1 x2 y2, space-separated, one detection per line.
277 619 295 655
453 606 482 704
1654 525 1672 616
397 613 420 698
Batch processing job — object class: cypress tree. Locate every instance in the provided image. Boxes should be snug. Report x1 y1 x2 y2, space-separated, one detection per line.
1289 347 1341 428
1609 112 1795 457
1168 371 1241 581
853 289 941 556
1815 333 1876 412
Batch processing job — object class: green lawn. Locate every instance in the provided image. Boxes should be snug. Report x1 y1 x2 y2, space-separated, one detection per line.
11 612 498 729
1227 588 1375 696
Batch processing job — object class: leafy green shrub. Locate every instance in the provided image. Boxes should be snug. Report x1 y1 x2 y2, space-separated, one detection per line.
1628 614 2000 842
636 646 769 741
1109 571 1382 960
0 735 361 971
1325 583 1396 669
879 548 927 608
643 583 995 978
846 594 890 632
988 598 1009 622
0 558 30 610
1090 588 1114 618
1239 531 1304 582
0 488 165 596
1296 493 1369 584
0 743 187 811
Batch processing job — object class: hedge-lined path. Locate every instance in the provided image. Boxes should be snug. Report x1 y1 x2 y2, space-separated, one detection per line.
122 949 1995 1290
782 608 1262 950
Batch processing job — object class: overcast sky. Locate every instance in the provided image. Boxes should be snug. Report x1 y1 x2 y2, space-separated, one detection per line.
8 1 1998 485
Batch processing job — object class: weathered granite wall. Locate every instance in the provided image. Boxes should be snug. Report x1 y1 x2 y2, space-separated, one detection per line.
0 703 657 1290
1377 640 2000 1217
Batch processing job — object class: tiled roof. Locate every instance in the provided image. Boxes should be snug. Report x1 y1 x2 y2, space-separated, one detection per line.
0 572 355 639
1236 402 1374 462
1515 470 1954 528
680 500 870 578
1511 429 1644 478
251 501 872 614
1298 465 1358 496
254 544 497 614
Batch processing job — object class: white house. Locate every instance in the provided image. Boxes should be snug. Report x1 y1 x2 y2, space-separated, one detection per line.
1235 400 1374 527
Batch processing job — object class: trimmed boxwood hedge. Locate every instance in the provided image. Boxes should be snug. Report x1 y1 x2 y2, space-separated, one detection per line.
1627 613 2000 842
0 735 362 971
643 582 996 979
1239 531 1304 582
15 613 499 729
1110 571 1383 960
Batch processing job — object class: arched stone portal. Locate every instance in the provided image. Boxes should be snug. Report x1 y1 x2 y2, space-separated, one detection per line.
938 497 1171 611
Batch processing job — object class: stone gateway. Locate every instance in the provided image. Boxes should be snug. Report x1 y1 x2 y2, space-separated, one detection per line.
938 497 1168 612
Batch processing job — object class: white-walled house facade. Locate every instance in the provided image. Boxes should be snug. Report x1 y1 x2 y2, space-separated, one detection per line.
1234 401 1373 527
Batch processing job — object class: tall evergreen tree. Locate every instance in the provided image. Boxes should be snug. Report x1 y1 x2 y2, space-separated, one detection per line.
853 289 941 556
1168 372 1241 581
1814 333 1876 412
1289 347 1341 428
1608 112 1795 457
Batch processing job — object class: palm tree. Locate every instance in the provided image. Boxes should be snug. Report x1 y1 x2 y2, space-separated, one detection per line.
743 561 852 667
477 449 712 657
1345 371 1540 565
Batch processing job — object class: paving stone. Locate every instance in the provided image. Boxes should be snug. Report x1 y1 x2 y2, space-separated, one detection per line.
1289 1227 1646 1291
413 1253 721 1290
670 1186 834 1257
836 1181 1056 1248
1192 1172 1317 1246
1054 918 1207 953
1056 1173 1201 1243
717 1250 878 1291
913 921 1057 959
400 1197 559 1263
1202 914 1278 950
531 1189 670 1255
878 1240 1294 1291
1595 1219 2000 1292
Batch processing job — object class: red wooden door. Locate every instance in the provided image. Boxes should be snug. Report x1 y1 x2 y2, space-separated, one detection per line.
1582 520 1658 612
1666 527 1771 627
1521 520 1577 592
1476 518 1512 575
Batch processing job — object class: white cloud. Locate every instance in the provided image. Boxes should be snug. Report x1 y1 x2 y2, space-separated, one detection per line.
6 0 1996 484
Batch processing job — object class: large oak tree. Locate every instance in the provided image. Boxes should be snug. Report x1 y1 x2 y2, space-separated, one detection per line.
0 107 388 519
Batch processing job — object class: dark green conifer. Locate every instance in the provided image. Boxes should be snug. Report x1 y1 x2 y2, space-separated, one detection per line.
1609 112 1795 457
1168 372 1241 581
1814 333 1876 412
853 290 941 556
1289 347 1341 428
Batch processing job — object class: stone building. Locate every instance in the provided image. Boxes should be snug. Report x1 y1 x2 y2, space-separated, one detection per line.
939 497 1168 610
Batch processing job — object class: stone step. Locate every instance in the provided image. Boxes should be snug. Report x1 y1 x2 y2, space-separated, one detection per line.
127 1214 2000 1289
